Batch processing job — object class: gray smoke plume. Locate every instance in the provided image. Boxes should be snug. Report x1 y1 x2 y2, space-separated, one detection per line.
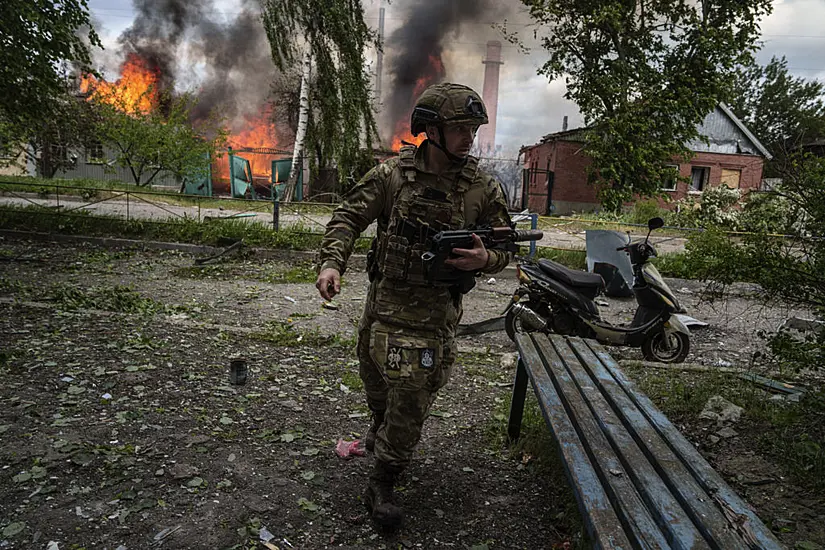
382 0 508 141
115 0 281 137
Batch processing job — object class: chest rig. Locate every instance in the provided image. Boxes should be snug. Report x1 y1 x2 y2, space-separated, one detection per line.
376 145 480 287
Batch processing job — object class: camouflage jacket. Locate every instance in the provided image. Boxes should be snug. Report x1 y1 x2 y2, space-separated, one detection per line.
319 141 512 278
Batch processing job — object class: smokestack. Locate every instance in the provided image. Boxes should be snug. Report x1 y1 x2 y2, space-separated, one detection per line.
478 40 503 156
375 7 385 109
562 115 568 131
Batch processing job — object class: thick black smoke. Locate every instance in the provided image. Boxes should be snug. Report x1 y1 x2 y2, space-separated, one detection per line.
383 0 505 139
116 0 279 131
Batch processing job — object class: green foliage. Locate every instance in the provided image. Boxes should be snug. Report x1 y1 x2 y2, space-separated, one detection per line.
680 227 756 286
261 0 378 186
738 192 798 235
0 0 101 144
729 56 825 175
252 320 351 348
628 365 825 490
532 247 587 270
679 155 825 370
668 185 743 229
518 0 772 210
92 92 227 186
630 199 664 225
0 204 370 252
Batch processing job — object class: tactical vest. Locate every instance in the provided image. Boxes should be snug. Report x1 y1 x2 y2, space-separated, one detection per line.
375 145 481 287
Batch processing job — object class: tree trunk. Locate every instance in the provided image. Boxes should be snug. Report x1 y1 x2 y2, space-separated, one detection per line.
284 49 312 202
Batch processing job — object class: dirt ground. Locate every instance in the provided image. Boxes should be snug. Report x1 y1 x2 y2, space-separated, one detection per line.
0 236 822 550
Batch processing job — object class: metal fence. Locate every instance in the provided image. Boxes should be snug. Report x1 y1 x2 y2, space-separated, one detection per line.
0 179 344 236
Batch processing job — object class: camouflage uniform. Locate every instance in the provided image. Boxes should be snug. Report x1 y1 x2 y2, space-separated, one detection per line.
318 140 511 469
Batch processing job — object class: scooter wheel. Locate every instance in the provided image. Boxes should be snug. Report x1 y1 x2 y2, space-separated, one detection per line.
642 331 690 363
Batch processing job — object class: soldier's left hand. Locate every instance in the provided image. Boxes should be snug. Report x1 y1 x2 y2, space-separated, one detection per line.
445 233 490 271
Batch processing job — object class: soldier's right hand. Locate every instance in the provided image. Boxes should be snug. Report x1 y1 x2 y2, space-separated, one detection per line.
316 268 341 301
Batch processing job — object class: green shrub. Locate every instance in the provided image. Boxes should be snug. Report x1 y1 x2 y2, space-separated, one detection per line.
630 199 664 225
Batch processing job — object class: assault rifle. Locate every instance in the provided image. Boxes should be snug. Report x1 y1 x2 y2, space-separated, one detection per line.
421 226 544 293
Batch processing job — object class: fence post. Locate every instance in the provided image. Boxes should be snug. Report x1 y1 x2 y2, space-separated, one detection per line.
126 191 130 221
55 182 60 209
272 196 280 231
530 213 538 258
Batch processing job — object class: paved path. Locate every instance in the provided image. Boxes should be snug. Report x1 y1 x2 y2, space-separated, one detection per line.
0 193 688 253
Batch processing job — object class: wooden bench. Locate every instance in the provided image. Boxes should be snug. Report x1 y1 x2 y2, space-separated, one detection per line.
507 333 782 550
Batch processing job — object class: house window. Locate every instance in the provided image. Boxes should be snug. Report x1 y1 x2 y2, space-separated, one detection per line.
86 141 105 164
690 166 710 192
720 168 741 189
661 165 679 191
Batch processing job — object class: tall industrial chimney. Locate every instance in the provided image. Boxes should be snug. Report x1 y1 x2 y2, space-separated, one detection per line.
478 40 503 156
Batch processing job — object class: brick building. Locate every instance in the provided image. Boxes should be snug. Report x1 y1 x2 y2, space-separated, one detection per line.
519 104 772 215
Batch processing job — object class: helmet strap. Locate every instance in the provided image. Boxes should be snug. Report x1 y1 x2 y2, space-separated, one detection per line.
427 128 468 165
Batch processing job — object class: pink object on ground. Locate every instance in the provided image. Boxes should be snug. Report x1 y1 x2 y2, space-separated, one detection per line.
335 439 365 459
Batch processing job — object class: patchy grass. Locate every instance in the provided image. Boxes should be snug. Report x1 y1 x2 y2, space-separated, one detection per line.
625 365 825 490
251 320 355 348
0 279 185 316
341 371 364 392
260 264 317 284
531 247 588 270
0 205 371 252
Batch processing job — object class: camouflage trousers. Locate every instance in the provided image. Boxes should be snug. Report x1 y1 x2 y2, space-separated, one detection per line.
357 307 458 470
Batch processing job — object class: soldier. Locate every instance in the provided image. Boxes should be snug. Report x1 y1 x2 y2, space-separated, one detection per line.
315 83 512 528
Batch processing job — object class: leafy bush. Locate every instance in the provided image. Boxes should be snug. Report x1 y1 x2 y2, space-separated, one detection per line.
668 185 742 229
630 199 664 225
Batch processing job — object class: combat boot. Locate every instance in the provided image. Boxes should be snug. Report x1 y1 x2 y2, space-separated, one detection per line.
365 460 404 528
365 409 385 453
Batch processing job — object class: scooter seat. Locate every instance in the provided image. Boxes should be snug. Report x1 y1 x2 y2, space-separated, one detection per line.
538 259 605 290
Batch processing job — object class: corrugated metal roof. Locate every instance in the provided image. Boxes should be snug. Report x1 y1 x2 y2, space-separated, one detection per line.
524 103 772 159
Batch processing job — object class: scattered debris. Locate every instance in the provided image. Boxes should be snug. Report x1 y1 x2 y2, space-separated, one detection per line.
778 316 825 334
194 240 243 265
151 524 181 547
169 463 200 479
284 296 297 304
596 300 610 307
500 352 518 370
717 427 739 439
321 301 339 310
486 277 496 285
334 439 365 459
714 358 733 368
739 373 805 396
699 396 744 426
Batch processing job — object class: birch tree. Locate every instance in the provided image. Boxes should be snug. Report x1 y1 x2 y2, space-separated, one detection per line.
261 0 378 200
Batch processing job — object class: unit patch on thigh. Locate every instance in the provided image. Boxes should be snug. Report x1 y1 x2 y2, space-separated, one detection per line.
387 346 403 371
420 348 435 369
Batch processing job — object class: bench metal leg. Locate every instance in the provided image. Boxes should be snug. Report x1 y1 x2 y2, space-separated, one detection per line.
507 357 529 443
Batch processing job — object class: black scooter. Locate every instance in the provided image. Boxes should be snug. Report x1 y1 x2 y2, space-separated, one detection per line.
504 217 690 363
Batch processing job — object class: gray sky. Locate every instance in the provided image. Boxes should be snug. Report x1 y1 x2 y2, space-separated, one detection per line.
88 0 825 156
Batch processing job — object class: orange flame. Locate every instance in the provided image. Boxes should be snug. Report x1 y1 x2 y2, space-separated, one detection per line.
211 107 284 191
390 55 445 151
80 53 160 114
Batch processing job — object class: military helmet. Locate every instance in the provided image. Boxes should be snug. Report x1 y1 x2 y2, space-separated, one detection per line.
410 83 489 136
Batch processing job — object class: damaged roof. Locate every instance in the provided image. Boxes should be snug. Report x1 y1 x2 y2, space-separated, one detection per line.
528 103 772 159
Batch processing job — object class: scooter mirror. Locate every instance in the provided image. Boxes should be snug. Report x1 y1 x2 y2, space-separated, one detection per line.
648 217 664 231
